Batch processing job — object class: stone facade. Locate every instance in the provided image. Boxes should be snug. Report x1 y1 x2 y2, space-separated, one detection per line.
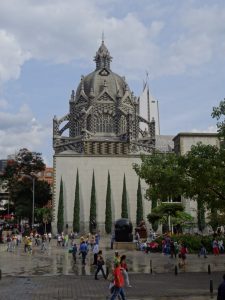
52 154 150 233
52 41 155 233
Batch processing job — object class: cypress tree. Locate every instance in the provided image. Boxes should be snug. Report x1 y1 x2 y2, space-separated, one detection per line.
89 170 97 233
57 177 64 233
73 169 80 233
105 171 112 234
121 174 128 218
136 177 143 226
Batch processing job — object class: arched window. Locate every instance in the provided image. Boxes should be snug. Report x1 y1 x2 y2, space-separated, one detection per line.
96 114 114 133
74 121 80 136
119 115 127 134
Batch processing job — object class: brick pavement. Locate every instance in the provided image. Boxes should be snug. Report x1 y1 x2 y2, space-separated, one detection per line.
0 240 225 299
0 272 223 300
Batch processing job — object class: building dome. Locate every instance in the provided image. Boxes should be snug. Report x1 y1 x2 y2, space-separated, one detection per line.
75 41 131 101
53 40 156 156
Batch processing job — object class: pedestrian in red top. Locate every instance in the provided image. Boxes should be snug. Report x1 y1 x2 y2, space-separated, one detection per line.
110 261 126 300
120 255 131 287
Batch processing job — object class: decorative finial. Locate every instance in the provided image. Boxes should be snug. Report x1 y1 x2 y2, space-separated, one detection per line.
102 31 105 44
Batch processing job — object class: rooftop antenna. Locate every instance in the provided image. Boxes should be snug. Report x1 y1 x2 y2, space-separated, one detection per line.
102 31 105 44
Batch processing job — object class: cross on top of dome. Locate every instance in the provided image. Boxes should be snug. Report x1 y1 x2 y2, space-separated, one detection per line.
94 37 112 71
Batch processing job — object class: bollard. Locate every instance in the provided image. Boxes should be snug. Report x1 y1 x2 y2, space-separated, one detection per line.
0 269 1 280
208 264 211 274
175 265 178 275
210 279 213 295
106 266 109 278
150 259 152 274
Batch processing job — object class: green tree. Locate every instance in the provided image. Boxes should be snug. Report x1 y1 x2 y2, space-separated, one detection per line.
89 170 97 233
147 203 184 231
136 178 143 226
57 177 64 233
73 169 80 233
13 179 52 223
134 144 225 229
105 171 112 234
121 174 128 218
36 207 52 233
1 149 50 224
212 98 225 139
134 152 185 203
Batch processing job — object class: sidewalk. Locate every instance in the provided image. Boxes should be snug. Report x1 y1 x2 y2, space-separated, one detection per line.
0 238 224 299
0 271 222 299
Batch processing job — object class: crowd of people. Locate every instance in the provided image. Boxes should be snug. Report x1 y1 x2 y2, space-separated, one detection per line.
3 227 225 299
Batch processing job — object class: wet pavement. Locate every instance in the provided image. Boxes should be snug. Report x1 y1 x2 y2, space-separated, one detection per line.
0 238 225 299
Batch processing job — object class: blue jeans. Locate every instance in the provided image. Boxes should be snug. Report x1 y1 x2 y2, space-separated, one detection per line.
110 286 126 300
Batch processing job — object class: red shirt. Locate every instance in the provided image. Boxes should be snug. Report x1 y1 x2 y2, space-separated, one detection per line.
113 266 124 287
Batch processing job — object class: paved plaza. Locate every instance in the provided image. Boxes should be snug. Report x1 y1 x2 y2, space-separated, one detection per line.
0 238 225 299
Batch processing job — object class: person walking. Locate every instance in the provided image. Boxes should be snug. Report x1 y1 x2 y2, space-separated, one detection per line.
48 232 52 243
213 239 219 256
120 255 131 287
92 242 99 265
218 239 224 253
198 242 207 258
41 234 47 252
217 273 225 300
179 243 188 267
114 251 120 265
72 243 77 263
95 250 107 280
110 261 126 300
79 240 88 265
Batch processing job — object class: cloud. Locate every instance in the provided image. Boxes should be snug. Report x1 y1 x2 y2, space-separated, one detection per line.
0 1 224 81
0 98 9 109
191 125 217 133
0 30 30 82
0 103 51 159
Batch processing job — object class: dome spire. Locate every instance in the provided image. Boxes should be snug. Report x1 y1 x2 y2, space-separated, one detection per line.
94 36 112 71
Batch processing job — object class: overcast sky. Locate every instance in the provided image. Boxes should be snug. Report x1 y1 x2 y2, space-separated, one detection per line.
0 0 224 165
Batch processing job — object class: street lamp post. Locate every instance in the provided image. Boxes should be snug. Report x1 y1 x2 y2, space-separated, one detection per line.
32 176 35 229
22 174 35 229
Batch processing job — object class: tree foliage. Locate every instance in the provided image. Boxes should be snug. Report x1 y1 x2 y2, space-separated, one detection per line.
73 169 80 233
134 152 186 203
136 178 143 226
89 170 97 233
105 171 112 234
134 143 225 228
0 148 50 223
147 203 184 227
212 98 225 139
134 144 225 208
57 177 64 233
121 174 128 218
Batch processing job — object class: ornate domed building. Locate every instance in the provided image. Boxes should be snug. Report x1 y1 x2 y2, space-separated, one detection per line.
53 41 155 155
52 41 155 233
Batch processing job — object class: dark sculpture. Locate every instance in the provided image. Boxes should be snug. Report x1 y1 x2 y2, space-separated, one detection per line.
135 220 147 239
115 218 133 242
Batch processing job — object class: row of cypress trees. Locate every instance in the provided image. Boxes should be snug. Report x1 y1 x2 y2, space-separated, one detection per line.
57 171 144 234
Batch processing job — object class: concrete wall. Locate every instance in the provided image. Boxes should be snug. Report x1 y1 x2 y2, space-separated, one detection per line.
52 154 151 234
179 135 219 155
